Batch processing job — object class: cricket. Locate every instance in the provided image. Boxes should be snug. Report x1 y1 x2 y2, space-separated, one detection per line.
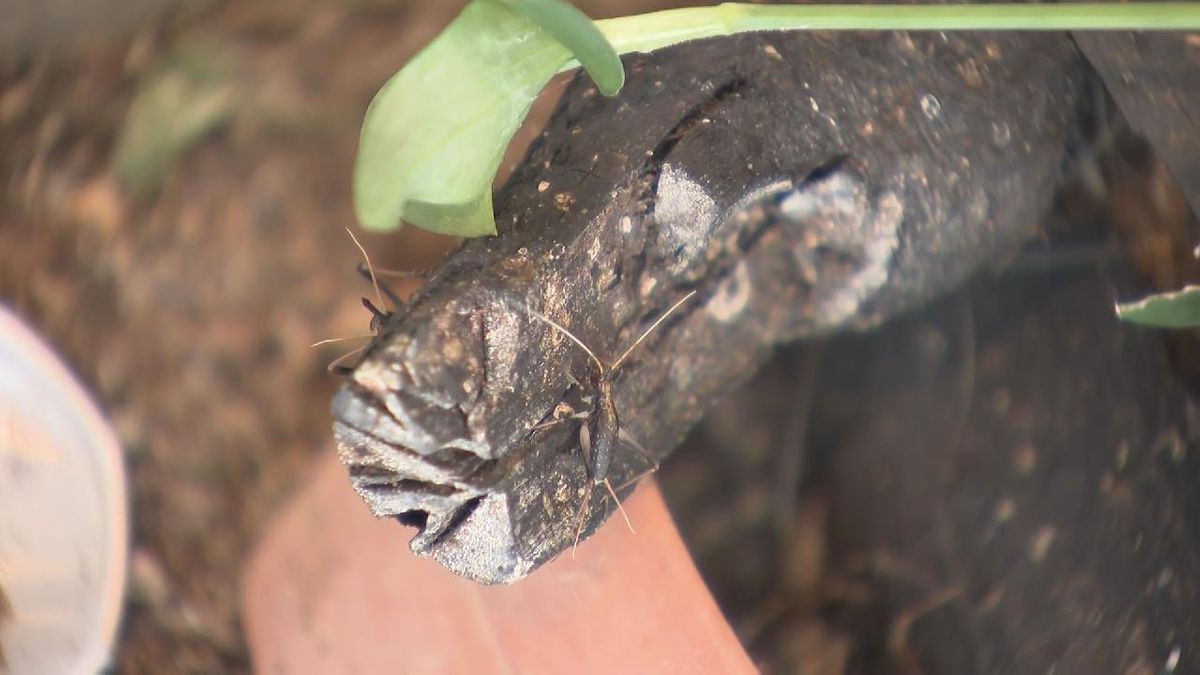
520 289 698 551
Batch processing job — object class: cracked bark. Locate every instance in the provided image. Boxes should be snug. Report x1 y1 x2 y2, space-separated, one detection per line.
332 31 1092 583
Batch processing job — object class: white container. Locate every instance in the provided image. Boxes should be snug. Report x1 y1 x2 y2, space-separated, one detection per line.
0 305 129 674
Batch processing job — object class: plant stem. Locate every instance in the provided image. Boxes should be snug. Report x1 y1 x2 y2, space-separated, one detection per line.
597 3 1200 55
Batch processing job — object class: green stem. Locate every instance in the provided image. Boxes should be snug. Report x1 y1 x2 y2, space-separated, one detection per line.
597 3 1200 56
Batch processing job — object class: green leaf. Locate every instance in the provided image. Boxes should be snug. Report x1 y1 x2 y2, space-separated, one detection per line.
502 0 624 96
1116 285 1200 328
356 1 1200 237
353 0 574 236
114 38 238 197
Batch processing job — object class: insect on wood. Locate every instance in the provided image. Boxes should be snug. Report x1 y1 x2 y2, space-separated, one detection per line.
520 289 697 551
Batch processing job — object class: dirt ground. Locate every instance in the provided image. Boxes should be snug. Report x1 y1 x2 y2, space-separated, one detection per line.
0 1 704 671
3 1 1197 673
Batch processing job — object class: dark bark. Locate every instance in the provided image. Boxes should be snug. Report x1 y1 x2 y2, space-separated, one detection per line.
820 265 1200 675
670 260 1200 674
331 31 1092 583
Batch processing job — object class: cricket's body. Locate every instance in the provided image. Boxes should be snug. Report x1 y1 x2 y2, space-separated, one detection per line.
585 377 619 484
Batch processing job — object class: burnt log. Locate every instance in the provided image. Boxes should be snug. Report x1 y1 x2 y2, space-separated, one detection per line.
332 31 1091 583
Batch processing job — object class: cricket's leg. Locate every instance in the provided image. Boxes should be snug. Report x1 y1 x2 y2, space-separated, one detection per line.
617 429 660 472
530 410 588 432
601 478 635 534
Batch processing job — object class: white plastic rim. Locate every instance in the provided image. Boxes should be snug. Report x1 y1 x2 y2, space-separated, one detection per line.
0 304 129 674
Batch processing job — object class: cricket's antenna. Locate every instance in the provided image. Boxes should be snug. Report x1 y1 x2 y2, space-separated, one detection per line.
310 334 373 348
369 266 431 279
325 344 367 374
523 305 606 374
571 482 594 557
611 290 697 371
345 226 388 313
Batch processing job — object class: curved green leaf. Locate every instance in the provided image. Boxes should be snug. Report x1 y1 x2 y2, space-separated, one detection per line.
354 0 572 235
357 1 1200 237
1116 285 1200 328
502 0 624 96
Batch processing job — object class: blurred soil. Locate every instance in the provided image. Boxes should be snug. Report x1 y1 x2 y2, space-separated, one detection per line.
2 1 455 669
2 1 1198 672
0 0 696 671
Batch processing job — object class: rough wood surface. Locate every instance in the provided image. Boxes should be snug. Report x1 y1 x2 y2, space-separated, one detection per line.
815 265 1200 674
332 31 1092 583
669 259 1200 674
